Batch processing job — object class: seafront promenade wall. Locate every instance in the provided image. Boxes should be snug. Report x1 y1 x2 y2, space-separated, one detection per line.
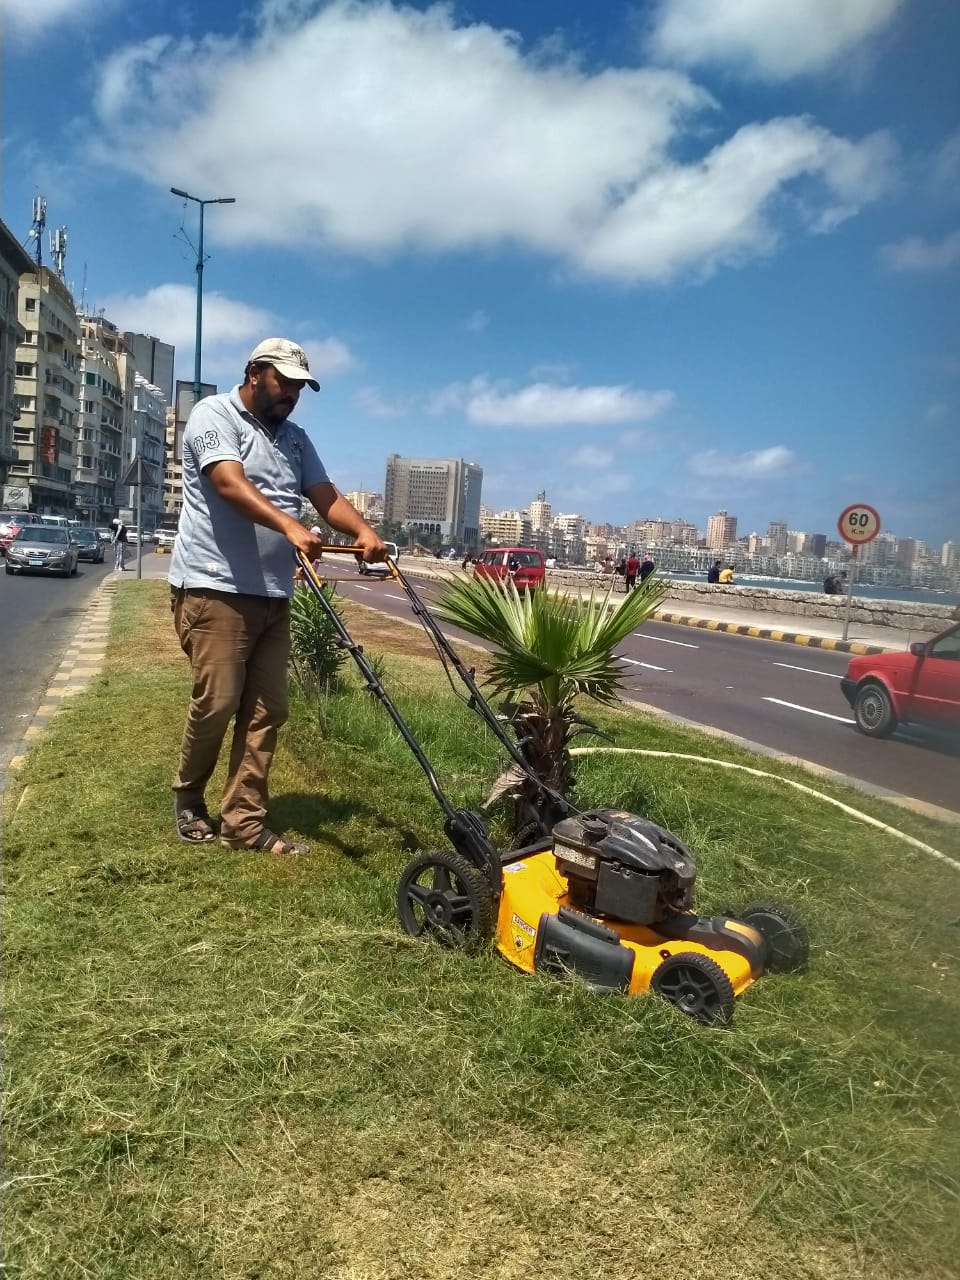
545 572 955 634
401 559 954 633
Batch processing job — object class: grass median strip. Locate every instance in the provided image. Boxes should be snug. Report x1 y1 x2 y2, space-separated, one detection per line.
2 581 959 1279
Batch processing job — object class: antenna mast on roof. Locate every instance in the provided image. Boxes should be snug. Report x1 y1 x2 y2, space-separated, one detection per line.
51 226 68 281
27 196 47 268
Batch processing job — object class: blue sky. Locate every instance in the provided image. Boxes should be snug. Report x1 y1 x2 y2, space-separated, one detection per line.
3 0 958 545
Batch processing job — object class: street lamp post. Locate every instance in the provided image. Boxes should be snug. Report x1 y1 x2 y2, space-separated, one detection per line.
170 188 236 405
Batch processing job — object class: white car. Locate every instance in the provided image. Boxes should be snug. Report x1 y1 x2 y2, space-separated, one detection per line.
358 541 399 575
155 528 178 549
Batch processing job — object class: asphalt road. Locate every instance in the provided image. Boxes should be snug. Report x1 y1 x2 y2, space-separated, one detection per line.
324 563 960 816
0 548 153 778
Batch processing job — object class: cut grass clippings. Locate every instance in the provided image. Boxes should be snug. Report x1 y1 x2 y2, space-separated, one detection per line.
2 580 959 1280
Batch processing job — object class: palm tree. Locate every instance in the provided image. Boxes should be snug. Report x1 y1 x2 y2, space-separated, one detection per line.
435 574 666 840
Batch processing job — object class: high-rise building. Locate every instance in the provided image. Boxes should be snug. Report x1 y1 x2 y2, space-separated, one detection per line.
12 267 81 516
383 455 482 544
75 314 136 523
0 219 35 491
123 373 168 528
942 541 957 568
767 520 788 555
344 489 384 521
706 510 737 549
123 332 175 405
529 490 552 531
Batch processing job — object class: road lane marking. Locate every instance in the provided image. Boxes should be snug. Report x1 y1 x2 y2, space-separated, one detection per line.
619 656 673 672
773 662 844 679
763 696 853 723
354 584 374 592
633 632 699 648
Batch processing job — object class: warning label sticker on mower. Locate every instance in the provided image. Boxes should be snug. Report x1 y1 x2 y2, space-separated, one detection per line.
511 913 535 937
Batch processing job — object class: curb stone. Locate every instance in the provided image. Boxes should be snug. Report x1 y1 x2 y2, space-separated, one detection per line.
7 575 119 774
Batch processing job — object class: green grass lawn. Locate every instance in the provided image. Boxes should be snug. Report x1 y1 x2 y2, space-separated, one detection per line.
3 581 959 1279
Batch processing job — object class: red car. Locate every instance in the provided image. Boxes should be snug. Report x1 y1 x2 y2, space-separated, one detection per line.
0 511 41 555
472 547 546 593
841 622 960 737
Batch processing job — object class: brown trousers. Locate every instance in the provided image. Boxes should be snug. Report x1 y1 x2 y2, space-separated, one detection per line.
172 588 291 844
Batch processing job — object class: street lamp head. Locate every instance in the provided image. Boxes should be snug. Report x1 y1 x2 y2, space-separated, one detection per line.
218 197 237 205
170 187 190 199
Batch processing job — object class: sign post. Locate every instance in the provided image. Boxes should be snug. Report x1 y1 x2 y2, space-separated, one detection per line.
837 503 881 641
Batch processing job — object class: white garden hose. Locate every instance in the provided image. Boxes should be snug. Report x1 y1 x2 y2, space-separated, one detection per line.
568 747 960 873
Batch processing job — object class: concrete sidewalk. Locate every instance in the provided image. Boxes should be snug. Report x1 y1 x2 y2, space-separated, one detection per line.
140 552 918 655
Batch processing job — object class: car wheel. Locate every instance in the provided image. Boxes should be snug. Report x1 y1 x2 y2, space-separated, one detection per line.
853 681 897 738
4 564 13 575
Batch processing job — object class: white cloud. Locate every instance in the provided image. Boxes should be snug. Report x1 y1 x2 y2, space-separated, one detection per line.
688 445 800 478
881 229 960 272
5 0 118 42
99 283 354 378
464 309 490 333
569 445 615 469
560 473 633 503
430 377 675 427
647 0 904 80
579 118 896 282
86 2 894 285
100 283 273 352
354 386 411 419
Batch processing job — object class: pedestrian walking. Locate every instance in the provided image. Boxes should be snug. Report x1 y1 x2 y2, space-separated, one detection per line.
168 338 385 855
110 516 128 571
624 552 640 590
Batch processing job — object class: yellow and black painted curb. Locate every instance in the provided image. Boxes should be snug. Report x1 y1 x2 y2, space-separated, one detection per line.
651 610 888 655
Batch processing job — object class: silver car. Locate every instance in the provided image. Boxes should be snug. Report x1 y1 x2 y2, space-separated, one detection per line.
4 525 80 577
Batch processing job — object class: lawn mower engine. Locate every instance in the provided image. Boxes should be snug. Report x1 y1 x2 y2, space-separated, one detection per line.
551 808 697 927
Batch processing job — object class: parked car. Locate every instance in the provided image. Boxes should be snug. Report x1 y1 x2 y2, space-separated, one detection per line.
358 541 399 575
125 526 154 544
0 510 41 555
472 547 546 593
95 527 114 544
154 527 178 549
71 527 105 563
841 622 960 737
4 525 80 577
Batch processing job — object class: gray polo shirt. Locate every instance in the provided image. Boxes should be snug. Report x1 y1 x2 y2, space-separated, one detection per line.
168 386 329 598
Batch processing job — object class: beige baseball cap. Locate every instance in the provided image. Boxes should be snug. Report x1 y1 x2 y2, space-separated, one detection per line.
247 338 320 391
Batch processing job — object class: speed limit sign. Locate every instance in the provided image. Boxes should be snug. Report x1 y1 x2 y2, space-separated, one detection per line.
838 503 881 545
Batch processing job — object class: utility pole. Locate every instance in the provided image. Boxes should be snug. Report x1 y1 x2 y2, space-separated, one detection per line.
170 188 236 406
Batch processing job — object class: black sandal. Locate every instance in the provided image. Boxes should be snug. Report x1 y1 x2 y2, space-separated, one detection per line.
174 798 217 844
220 828 310 856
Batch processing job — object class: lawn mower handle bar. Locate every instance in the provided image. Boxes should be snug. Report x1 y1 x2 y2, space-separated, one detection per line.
297 547 568 809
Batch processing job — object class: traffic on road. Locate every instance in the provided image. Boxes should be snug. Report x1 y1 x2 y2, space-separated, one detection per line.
317 561 960 817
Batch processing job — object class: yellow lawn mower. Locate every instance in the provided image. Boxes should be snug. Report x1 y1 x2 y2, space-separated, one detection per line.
299 549 808 1026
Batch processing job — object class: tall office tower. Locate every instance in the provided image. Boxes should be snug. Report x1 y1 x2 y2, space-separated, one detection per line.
767 519 789 555
807 533 827 558
123 332 175 405
529 490 552 532
706 510 738 549
383 455 483 544
942 541 957 568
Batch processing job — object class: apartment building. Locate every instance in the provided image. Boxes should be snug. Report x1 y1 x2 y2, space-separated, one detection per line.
12 268 81 516
383 455 482 544
706 509 738 550
75 314 136 523
122 373 167 529
0 220 35 492
480 510 533 545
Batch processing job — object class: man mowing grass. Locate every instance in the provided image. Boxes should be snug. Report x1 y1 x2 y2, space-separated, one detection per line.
169 338 385 856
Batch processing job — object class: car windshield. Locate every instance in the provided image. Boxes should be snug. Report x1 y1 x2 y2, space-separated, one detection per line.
73 530 97 542
512 552 541 567
15 526 68 544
